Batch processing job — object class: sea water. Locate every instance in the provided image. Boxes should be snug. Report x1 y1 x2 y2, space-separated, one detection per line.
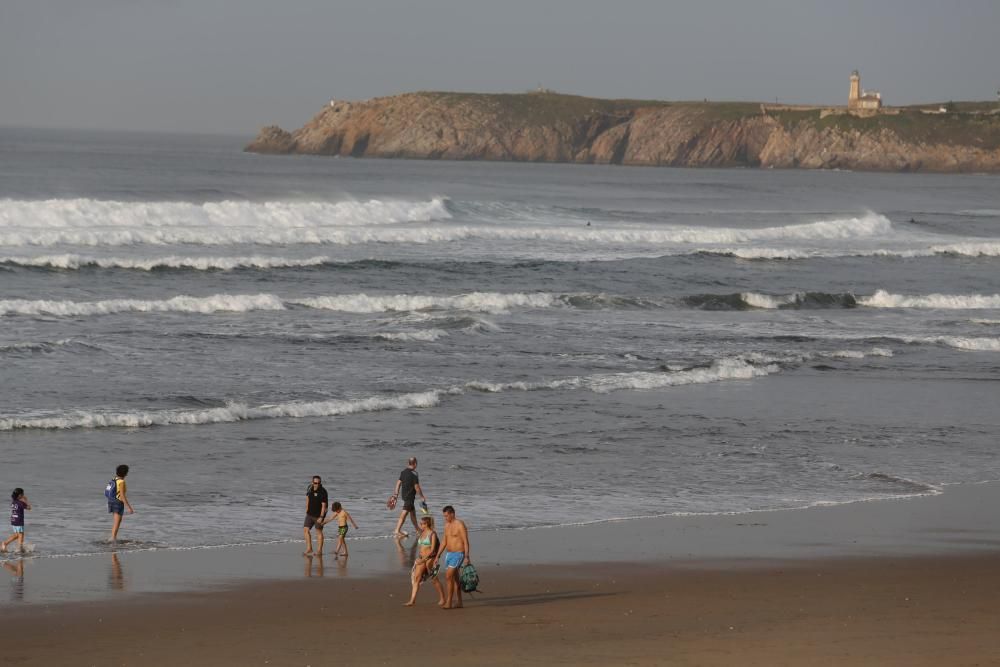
0 127 998 557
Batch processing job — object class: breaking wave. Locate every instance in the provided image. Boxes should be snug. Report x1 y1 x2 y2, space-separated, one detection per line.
0 294 286 317
699 241 1000 260
0 391 444 431
686 289 1000 311
297 292 560 314
0 254 333 271
0 348 890 431
0 201 891 248
0 197 451 247
858 290 1000 309
685 292 858 310
0 291 648 318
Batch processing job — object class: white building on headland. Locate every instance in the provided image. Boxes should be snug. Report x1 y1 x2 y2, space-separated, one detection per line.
848 70 882 110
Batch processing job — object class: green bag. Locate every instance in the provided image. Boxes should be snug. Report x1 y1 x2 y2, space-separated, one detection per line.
459 563 480 593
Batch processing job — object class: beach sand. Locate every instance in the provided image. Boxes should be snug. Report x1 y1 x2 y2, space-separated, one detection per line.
5 554 1000 666
6 482 1000 665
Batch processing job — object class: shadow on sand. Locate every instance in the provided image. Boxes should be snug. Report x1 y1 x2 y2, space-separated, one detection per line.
474 590 616 608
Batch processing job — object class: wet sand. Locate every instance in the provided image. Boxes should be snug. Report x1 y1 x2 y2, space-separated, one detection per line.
6 553 1000 666
5 482 1000 664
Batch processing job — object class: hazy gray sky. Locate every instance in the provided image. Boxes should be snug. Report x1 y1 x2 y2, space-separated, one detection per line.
2 0 998 134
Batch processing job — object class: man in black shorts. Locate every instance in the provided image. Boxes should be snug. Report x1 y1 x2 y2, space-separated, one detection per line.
391 457 426 538
303 475 328 556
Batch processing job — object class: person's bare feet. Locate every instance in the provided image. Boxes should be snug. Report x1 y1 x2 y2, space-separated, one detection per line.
403 601 415 607
303 551 313 556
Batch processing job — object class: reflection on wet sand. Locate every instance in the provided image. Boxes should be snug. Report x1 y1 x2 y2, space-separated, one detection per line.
394 535 418 570
303 553 324 578
3 559 25 602
109 552 125 591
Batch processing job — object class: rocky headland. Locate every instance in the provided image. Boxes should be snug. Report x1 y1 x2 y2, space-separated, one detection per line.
246 92 1000 172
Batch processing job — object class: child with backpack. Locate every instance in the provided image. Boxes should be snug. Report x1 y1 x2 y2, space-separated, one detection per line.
106 465 134 542
1 488 32 554
322 502 358 557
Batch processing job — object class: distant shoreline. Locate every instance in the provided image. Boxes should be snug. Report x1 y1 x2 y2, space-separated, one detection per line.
246 91 1000 173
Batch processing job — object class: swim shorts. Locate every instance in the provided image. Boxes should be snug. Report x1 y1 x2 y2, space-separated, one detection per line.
337 525 348 537
303 514 324 529
12 526 24 534
108 500 125 515
444 551 465 569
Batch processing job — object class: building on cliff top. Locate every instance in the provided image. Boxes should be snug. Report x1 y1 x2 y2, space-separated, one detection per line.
848 70 882 111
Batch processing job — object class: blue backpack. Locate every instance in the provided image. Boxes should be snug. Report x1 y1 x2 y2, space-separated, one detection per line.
105 478 118 501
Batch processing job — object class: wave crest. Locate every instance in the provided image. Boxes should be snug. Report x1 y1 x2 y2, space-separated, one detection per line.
859 290 1000 309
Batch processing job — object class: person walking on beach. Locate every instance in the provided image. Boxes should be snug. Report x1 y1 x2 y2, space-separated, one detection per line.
107 465 134 542
390 457 426 538
1 488 31 554
303 475 328 556
404 515 444 607
322 501 358 558
431 505 470 609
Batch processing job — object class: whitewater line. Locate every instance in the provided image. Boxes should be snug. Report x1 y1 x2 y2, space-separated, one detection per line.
0 351 897 431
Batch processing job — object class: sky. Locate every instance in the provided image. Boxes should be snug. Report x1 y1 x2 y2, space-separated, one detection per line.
1 0 998 135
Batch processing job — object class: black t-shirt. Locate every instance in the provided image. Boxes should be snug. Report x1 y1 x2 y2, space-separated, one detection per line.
399 469 419 501
306 485 329 517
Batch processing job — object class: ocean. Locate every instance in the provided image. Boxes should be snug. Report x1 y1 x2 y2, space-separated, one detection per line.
1 126 998 558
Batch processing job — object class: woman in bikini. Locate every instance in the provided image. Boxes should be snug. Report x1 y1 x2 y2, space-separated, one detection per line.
404 515 445 607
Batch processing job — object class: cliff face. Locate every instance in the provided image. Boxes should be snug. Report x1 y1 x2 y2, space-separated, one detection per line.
246 92 1000 172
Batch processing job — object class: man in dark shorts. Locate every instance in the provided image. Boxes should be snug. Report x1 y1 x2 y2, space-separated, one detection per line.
391 457 426 538
303 475 328 556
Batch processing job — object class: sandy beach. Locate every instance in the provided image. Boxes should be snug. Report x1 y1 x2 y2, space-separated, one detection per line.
5 554 1000 666
5 482 1000 665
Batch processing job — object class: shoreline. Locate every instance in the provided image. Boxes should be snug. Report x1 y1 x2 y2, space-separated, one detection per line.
4 479 1000 607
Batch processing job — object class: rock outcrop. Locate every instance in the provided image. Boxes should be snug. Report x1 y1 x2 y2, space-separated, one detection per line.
247 92 1000 173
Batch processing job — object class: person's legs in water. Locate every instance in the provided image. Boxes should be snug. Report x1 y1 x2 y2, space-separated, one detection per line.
315 523 324 556
303 523 314 556
110 504 124 542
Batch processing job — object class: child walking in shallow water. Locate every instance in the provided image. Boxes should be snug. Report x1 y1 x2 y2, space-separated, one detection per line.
1 488 32 554
322 502 358 557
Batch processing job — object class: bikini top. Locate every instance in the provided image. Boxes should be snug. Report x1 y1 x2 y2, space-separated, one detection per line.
418 531 434 547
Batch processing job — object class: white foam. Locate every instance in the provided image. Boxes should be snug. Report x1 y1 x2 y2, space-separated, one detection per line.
294 292 561 314
375 329 449 342
0 197 451 247
707 242 1000 260
859 290 1000 309
970 319 1000 325
0 346 893 431
0 294 286 317
0 391 442 431
740 292 798 309
464 357 781 395
932 337 1000 351
0 292 568 319
0 201 891 248
0 254 332 271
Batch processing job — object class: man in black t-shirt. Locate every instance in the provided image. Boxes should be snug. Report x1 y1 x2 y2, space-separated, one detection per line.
391 457 426 538
303 475 328 556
